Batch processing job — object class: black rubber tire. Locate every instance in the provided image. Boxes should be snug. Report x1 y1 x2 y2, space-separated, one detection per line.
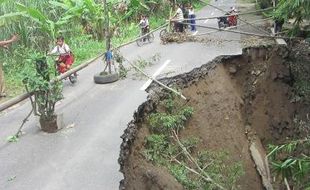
136 38 143 46
148 33 154 43
69 74 77 84
94 73 119 84
159 28 167 38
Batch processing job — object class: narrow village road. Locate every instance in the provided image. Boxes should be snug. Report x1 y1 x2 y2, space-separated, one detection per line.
0 0 242 189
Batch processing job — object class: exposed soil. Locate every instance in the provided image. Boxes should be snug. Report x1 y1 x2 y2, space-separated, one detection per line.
119 44 310 190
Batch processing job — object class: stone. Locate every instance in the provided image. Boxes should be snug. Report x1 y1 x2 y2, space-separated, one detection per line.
229 66 237 74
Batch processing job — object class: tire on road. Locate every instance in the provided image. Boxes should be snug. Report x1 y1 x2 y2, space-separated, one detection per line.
94 73 119 84
148 33 155 43
136 38 143 47
69 74 77 84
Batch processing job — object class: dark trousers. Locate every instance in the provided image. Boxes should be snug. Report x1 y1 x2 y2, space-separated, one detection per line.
176 22 184 33
189 14 196 31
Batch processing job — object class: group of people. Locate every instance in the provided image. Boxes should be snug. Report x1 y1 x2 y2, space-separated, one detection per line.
172 3 197 33
138 3 197 35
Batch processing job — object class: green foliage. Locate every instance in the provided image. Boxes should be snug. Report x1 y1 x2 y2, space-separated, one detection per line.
49 0 105 40
148 105 193 133
294 79 310 100
144 134 169 163
6 135 18 142
274 0 310 36
22 55 63 119
168 164 201 189
197 151 244 189
0 0 203 97
68 35 104 65
149 93 193 133
0 12 23 27
144 94 243 189
268 138 310 188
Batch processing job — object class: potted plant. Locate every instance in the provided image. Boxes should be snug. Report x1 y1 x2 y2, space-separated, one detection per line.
23 54 63 133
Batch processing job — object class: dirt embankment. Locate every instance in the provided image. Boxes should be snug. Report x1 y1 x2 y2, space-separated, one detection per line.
119 44 309 190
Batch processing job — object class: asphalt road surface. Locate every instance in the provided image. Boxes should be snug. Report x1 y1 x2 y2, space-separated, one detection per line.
0 0 242 189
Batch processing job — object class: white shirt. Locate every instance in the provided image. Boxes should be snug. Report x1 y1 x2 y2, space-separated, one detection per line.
139 18 149 28
176 8 184 21
50 44 70 55
189 9 194 15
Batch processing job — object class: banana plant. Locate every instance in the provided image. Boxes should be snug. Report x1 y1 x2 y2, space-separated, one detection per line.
0 12 24 27
49 0 105 39
15 2 71 41
0 0 24 27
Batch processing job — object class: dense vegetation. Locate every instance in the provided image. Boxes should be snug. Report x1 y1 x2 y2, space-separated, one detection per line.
145 94 244 189
0 0 202 96
257 0 310 36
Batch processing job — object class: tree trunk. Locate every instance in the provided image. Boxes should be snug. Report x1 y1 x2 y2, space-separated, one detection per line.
0 63 5 97
103 0 111 73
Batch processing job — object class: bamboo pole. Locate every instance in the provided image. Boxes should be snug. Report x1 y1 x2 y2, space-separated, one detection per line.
170 7 274 22
0 22 169 112
194 17 272 37
199 0 271 35
123 57 187 100
182 21 296 39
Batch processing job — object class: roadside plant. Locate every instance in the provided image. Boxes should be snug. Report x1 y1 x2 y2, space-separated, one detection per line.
274 0 310 36
144 94 244 189
22 53 63 133
268 138 310 189
148 94 193 134
16 2 71 44
49 0 105 40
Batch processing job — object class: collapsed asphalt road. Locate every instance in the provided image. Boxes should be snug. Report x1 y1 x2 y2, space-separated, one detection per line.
0 0 243 189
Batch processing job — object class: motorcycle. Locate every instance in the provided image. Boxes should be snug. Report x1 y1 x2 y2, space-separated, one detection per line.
47 53 77 84
217 12 238 29
217 15 229 29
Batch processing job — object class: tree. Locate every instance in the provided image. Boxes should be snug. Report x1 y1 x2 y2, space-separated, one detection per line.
16 2 71 43
22 54 63 133
274 0 310 35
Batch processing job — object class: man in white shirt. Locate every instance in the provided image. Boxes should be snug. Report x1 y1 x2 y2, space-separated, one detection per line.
139 15 149 34
172 4 184 32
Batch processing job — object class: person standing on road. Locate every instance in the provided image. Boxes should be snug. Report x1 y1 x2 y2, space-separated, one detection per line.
182 4 189 30
105 49 113 73
274 17 284 35
172 4 184 33
188 5 196 32
0 34 19 97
